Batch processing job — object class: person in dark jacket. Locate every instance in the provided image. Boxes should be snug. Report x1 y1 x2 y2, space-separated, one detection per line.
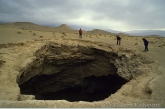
142 38 149 52
116 35 121 45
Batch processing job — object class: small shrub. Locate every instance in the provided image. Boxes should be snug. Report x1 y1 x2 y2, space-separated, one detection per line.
62 32 67 36
17 31 22 34
39 36 43 38
135 43 138 45
33 33 36 36
0 60 6 66
18 42 24 46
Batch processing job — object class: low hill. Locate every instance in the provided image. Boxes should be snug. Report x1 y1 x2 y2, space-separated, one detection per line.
87 29 113 35
0 22 76 32
0 22 54 31
55 24 74 32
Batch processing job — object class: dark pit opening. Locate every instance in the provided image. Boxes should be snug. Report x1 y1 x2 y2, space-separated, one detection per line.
20 74 127 102
19 45 128 102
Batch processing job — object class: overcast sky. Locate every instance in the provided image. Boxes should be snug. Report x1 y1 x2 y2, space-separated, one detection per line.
0 0 165 31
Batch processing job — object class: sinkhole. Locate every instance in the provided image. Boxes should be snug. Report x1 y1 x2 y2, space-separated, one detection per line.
18 44 128 102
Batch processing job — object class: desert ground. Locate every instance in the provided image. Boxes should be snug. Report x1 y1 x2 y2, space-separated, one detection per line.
0 22 165 108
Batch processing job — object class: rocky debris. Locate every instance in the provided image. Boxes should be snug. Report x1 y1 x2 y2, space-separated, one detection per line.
19 94 35 101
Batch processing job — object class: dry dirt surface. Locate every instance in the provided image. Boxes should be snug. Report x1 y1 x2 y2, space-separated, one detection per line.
0 24 165 108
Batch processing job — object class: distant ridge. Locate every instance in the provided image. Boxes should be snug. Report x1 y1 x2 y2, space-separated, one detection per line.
125 30 165 37
1 22 55 31
0 22 75 32
88 29 113 35
2 22 164 36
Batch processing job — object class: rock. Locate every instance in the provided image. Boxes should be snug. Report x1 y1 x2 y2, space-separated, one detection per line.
19 94 35 101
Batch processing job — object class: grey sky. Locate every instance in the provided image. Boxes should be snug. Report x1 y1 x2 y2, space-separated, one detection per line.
0 0 165 31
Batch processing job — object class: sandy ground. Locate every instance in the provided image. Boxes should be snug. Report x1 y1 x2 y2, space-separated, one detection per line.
0 25 165 107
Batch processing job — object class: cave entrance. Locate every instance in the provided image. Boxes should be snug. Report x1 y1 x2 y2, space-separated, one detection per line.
39 75 127 102
20 74 127 102
19 45 128 102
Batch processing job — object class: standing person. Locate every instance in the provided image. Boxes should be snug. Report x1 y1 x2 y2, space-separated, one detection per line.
116 35 121 45
142 38 149 52
79 28 82 38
